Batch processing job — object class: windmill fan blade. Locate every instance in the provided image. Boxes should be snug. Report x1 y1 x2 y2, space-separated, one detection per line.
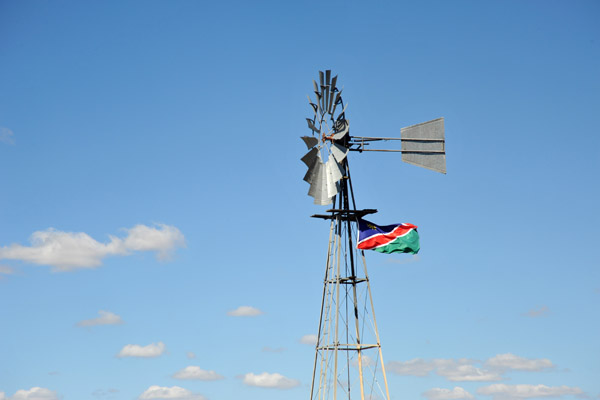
307 161 323 198
313 80 319 94
330 142 349 163
314 194 333 206
301 136 319 150
340 102 348 116
301 147 318 170
304 154 323 184
307 95 318 114
326 167 339 199
330 155 345 181
314 92 323 112
325 70 331 86
327 88 335 114
331 120 349 140
326 156 343 183
306 118 320 133
321 85 329 112
331 90 342 116
308 159 333 205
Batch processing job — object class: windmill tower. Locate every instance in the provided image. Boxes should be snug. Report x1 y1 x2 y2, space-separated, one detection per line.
301 70 446 400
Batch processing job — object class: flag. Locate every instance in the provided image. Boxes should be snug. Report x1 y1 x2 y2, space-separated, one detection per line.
356 219 420 254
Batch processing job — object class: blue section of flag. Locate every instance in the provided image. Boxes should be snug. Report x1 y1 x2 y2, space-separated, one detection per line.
357 219 404 243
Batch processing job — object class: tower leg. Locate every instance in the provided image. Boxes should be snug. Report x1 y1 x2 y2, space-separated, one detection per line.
310 213 391 400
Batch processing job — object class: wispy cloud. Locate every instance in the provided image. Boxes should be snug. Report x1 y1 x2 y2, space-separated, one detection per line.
486 354 554 371
0 223 185 271
117 342 165 358
172 366 224 381
477 384 584 400
138 386 205 400
92 388 119 398
387 358 437 376
350 355 376 368
423 387 474 400
388 358 501 381
186 352 196 359
436 360 502 382
1 387 58 400
0 265 14 279
385 254 420 265
0 127 15 145
388 354 555 382
299 334 318 346
262 346 286 353
227 306 263 317
523 306 549 318
240 372 300 389
77 310 124 327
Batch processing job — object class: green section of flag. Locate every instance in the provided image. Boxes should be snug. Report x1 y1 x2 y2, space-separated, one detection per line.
372 229 420 255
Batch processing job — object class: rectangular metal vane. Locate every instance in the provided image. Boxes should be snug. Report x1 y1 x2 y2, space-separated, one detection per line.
401 117 446 174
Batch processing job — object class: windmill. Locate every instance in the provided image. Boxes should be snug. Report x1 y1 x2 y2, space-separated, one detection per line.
301 70 445 400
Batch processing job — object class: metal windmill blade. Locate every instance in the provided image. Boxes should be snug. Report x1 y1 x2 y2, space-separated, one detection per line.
300 69 349 205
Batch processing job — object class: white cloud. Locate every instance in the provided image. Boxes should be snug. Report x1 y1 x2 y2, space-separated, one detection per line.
523 306 549 318
477 384 584 400
117 341 165 358
77 310 124 327
5 387 58 400
0 127 15 145
436 360 502 382
241 372 300 389
299 334 318 346
186 352 196 359
227 305 263 317
486 354 554 372
387 358 501 381
138 386 204 400
423 387 474 400
172 366 224 381
0 392 6 400
0 224 185 271
122 224 185 260
387 358 437 376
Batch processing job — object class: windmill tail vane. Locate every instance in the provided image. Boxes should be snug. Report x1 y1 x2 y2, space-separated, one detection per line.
300 70 446 400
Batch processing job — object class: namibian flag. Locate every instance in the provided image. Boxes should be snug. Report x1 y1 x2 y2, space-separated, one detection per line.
356 219 420 254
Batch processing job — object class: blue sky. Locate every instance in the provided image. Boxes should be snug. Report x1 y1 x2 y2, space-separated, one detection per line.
0 1 599 399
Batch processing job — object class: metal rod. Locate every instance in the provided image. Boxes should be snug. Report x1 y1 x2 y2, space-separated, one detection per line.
341 158 365 400
317 344 381 350
351 136 444 142
333 215 341 400
310 219 335 400
350 149 445 153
